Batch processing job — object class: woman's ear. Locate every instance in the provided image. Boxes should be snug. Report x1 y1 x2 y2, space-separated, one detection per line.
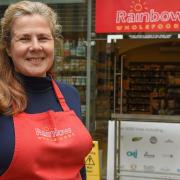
6 48 11 57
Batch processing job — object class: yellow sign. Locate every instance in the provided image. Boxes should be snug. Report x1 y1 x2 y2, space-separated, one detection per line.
85 141 101 180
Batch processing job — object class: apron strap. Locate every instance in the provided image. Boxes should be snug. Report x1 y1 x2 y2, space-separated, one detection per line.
51 79 70 112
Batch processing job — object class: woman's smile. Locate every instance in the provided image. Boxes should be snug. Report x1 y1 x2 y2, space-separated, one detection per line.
26 57 44 64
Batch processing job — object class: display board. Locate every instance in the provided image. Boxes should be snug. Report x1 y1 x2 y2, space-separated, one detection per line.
120 121 180 180
107 115 180 180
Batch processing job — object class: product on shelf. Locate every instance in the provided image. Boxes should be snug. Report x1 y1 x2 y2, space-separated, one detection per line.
55 37 87 120
126 62 180 115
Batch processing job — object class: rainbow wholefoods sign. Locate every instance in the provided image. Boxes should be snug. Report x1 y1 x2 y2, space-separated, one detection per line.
96 0 180 33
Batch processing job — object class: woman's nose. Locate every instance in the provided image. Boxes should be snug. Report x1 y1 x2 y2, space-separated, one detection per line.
29 38 42 51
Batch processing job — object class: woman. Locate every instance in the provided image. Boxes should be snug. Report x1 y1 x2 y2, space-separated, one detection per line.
0 1 92 179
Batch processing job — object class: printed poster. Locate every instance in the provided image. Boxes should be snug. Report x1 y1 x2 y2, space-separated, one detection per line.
120 121 180 180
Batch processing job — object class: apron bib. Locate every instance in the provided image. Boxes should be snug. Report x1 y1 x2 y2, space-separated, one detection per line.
0 79 92 180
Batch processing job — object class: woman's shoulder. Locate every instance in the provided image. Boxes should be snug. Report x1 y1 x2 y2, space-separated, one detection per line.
55 81 80 99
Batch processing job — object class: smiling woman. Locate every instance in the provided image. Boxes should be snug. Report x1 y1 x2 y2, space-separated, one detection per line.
0 0 61 114
0 1 92 180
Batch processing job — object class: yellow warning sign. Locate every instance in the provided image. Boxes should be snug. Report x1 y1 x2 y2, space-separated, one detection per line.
85 141 101 180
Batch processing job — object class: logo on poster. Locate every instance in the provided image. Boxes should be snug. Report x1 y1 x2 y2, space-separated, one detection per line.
132 136 143 142
130 164 137 170
127 150 138 158
162 154 174 158
149 136 158 144
144 165 155 172
144 152 155 158
164 139 174 143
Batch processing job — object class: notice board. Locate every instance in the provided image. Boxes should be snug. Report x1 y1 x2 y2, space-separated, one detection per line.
107 114 180 180
120 121 180 179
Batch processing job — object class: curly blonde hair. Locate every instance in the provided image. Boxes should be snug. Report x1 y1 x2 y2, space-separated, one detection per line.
0 1 62 115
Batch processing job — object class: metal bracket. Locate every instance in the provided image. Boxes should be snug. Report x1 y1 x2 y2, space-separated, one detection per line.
107 34 123 43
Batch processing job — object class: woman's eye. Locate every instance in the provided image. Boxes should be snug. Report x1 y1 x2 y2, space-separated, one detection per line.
39 37 49 41
19 37 30 41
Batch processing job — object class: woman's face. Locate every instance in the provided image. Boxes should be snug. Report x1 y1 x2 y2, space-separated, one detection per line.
8 14 54 77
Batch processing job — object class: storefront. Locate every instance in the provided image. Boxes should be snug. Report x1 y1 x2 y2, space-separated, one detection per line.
95 0 180 179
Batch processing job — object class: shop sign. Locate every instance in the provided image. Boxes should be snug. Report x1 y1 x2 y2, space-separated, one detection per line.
96 0 180 33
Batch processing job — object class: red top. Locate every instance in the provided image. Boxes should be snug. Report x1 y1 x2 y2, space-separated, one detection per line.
0 79 92 180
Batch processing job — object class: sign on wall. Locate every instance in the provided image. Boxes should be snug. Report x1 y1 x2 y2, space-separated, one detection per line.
120 121 180 179
96 0 180 33
107 120 180 180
